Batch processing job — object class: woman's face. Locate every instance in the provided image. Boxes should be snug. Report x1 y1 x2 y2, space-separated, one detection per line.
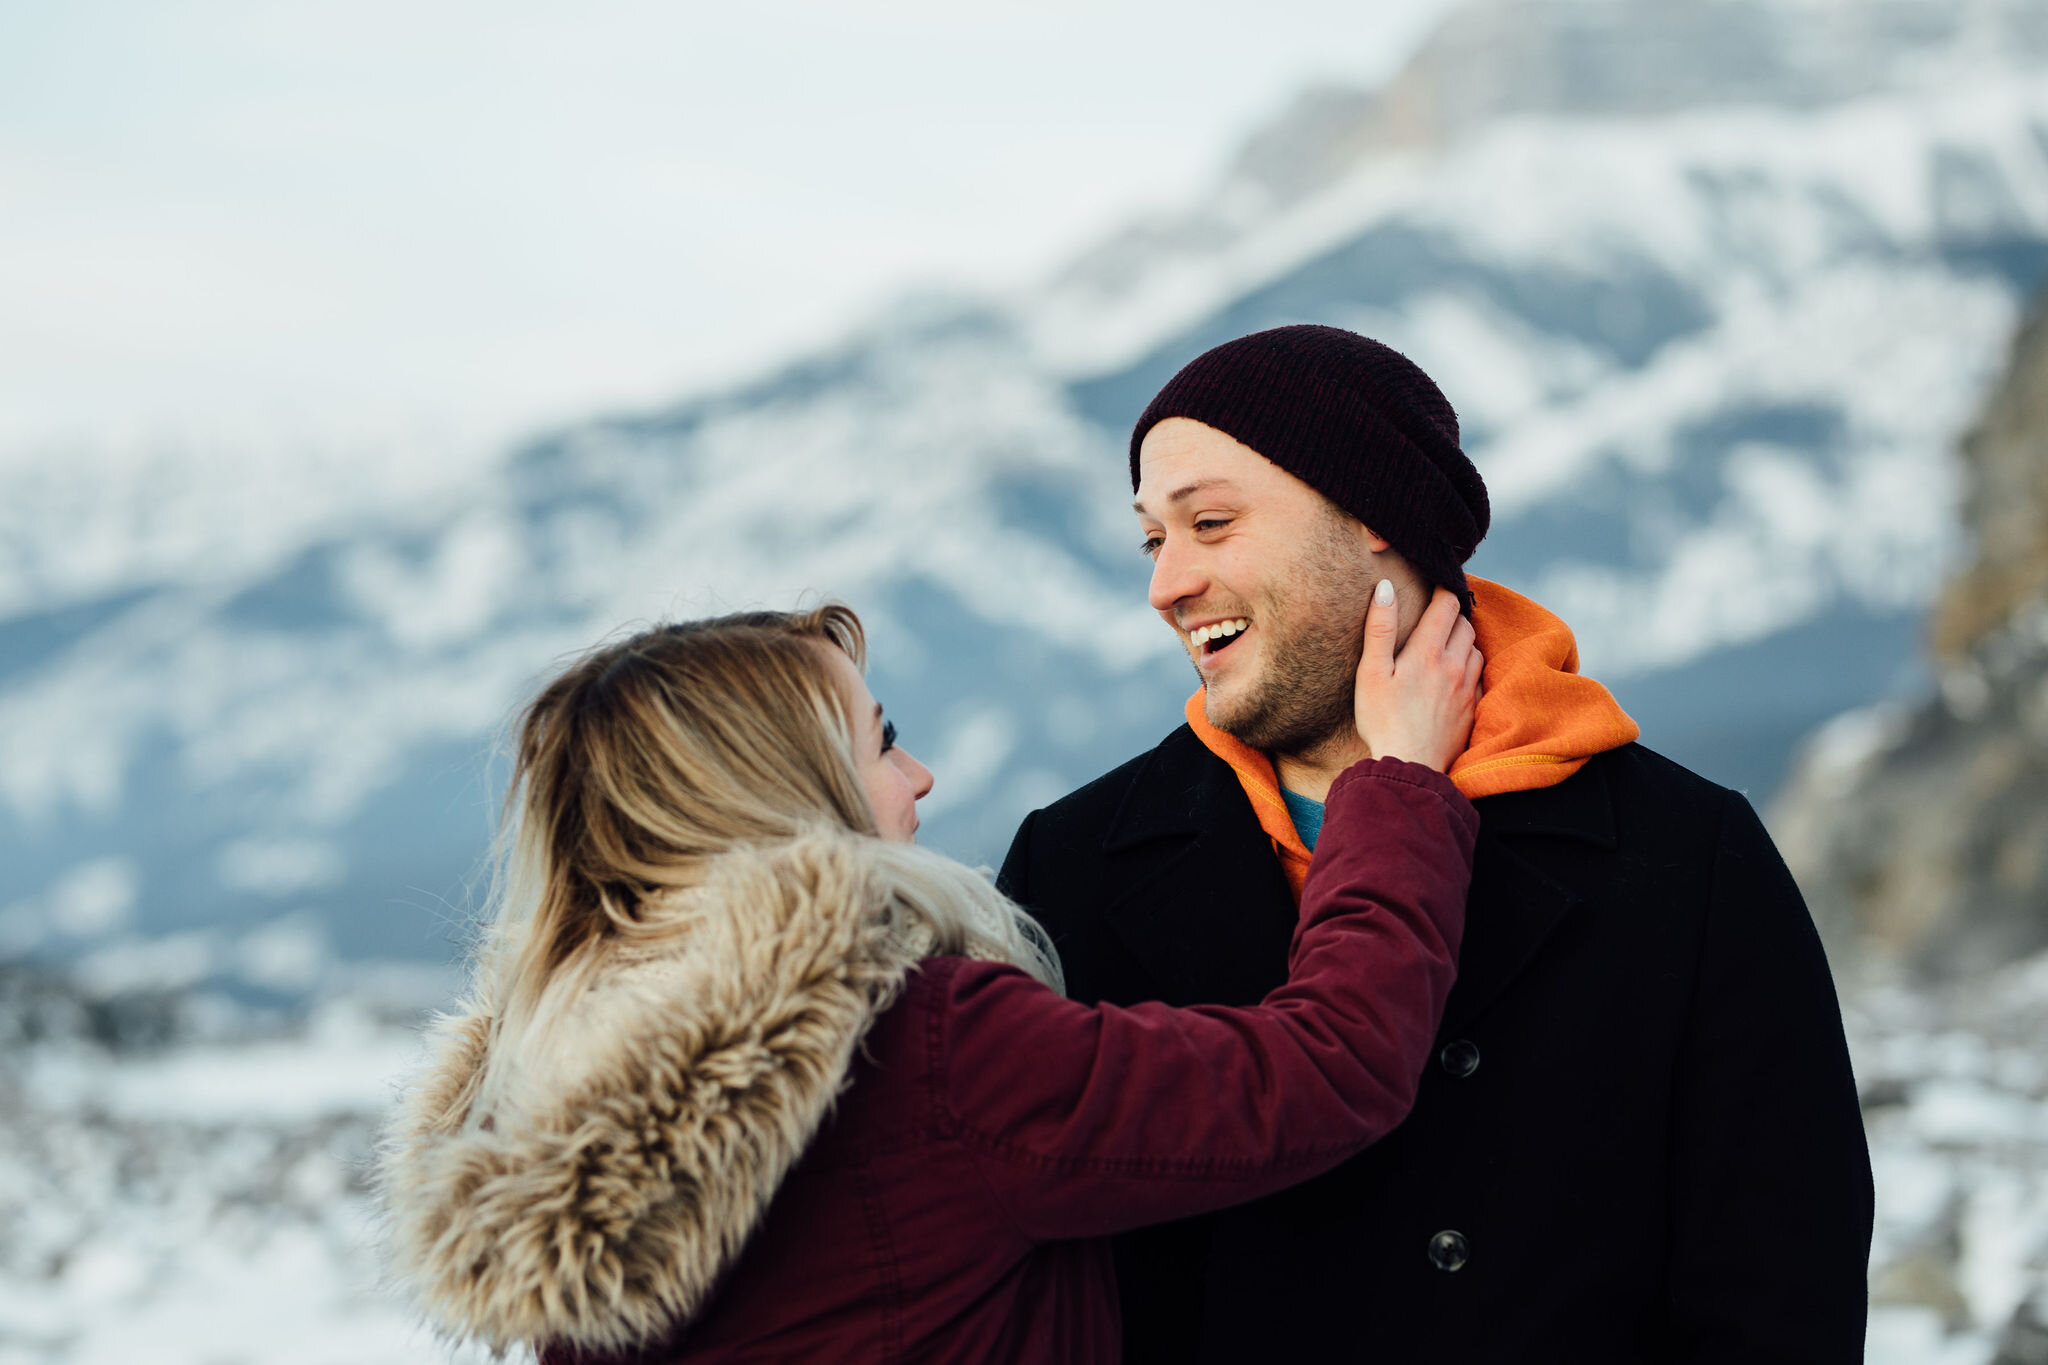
817 644 932 842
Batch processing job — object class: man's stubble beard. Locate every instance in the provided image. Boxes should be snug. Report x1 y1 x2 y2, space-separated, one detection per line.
1202 510 1378 760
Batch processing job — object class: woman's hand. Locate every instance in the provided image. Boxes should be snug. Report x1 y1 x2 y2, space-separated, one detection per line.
1354 581 1482 773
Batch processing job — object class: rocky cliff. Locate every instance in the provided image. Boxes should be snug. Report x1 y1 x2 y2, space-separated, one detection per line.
1776 291 2048 979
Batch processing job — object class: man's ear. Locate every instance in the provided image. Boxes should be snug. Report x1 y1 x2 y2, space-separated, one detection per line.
1359 525 1393 554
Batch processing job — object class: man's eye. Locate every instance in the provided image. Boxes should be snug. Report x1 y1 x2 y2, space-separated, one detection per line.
1139 537 1162 559
1194 518 1229 532
881 719 897 753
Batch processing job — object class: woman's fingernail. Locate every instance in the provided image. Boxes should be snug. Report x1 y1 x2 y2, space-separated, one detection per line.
1375 579 1394 606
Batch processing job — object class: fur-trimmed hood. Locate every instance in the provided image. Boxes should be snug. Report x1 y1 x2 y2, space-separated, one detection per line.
380 830 949 1356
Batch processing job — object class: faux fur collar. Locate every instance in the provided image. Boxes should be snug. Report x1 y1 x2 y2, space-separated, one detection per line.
379 831 931 1355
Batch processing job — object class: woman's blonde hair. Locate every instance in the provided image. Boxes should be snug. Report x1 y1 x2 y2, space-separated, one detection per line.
480 604 1060 1028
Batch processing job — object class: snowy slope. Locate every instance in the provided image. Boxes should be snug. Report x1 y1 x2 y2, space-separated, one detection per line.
4 949 2042 1364
5 0 2048 995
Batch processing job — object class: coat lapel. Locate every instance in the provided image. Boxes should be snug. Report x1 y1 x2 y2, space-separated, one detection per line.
1090 730 1621 1023
1442 757 1618 1035
1097 727 1298 1007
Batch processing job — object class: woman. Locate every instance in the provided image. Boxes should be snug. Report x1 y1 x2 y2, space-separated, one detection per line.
382 585 1482 1363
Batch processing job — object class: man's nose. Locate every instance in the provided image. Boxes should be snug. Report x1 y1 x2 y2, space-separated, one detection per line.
1147 536 1206 614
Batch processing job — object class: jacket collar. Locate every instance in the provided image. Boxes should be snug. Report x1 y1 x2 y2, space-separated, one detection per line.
1108 726 1622 850
1434 756 1615 1032
1474 755 1618 848
1103 724 1230 852
1096 728 1617 1027
1096 727 1300 1005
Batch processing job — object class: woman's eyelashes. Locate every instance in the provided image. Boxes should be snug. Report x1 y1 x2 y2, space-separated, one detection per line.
880 718 897 754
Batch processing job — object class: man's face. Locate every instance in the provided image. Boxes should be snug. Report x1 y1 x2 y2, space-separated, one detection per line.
1134 417 1395 756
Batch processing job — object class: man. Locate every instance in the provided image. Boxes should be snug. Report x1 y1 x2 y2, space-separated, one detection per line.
999 325 1873 1363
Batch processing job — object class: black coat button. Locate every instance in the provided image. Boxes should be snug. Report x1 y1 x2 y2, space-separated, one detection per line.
1429 1229 1470 1272
1439 1039 1481 1078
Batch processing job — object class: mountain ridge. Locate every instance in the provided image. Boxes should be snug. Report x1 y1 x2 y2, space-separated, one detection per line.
5 0 2048 999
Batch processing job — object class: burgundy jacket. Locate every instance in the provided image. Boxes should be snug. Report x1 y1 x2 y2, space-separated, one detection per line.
543 758 1475 1363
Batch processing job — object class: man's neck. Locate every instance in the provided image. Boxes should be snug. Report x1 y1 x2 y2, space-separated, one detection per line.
1271 728 1371 804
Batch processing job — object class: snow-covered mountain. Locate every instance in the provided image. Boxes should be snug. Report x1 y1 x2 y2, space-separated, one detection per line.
6 0 2048 995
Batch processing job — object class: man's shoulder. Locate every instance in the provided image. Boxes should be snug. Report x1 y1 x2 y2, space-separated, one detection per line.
1473 741 1744 859
1027 723 1210 832
1494 742 1785 886
1589 740 1739 812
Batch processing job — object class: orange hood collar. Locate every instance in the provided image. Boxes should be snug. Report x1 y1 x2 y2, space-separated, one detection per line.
1184 576 1639 899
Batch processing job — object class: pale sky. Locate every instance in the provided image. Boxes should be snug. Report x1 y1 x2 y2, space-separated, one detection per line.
0 0 1456 458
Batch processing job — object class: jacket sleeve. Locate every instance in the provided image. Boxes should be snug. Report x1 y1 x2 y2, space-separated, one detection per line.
1664 790 1874 1363
935 757 1476 1242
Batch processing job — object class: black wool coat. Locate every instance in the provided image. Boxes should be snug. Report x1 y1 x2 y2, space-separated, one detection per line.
999 728 1874 1364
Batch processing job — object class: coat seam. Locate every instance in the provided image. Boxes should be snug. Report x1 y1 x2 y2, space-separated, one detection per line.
928 962 1040 1244
1451 751 1572 776
950 1118 1363 1180
854 1151 908 1363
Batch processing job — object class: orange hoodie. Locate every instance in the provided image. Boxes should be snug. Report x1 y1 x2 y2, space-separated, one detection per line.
1185 576 1640 901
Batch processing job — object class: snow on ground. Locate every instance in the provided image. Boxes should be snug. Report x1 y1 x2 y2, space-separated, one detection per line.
1855 953 2048 1363
0 986 511 1365
1 954 2043 1362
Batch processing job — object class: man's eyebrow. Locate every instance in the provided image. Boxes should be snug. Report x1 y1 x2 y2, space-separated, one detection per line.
1132 477 1240 514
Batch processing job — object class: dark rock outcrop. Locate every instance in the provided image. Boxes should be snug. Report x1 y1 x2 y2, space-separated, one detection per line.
1776 294 2048 979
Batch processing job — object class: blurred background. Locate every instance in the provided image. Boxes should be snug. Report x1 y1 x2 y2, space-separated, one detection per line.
4 0 2046 1360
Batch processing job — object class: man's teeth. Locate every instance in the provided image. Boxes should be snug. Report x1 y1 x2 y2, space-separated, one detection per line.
1191 619 1250 646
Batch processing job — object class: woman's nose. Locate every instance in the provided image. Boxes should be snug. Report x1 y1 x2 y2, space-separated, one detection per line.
899 749 935 800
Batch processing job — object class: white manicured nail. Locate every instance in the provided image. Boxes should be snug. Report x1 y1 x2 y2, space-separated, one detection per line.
1375 579 1394 606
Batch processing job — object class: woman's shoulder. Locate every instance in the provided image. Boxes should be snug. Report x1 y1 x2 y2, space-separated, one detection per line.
835 956 1071 1150
864 957 1067 1063
381 870 936 1355
864 955 1084 1101
902 954 1065 1016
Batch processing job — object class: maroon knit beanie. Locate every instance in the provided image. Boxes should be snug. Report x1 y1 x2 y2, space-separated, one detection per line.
1130 324 1490 610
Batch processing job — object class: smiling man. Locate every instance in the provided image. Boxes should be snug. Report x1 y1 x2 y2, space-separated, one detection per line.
999 325 1873 1363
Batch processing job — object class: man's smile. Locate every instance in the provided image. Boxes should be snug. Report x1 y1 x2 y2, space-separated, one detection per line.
1188 617 1251 666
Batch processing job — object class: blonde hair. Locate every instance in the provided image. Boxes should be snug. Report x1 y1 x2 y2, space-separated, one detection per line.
479 604 1060 1032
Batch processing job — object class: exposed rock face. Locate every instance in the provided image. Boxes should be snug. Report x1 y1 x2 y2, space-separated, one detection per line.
1935 302 2048 659
1776 293 2048 979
